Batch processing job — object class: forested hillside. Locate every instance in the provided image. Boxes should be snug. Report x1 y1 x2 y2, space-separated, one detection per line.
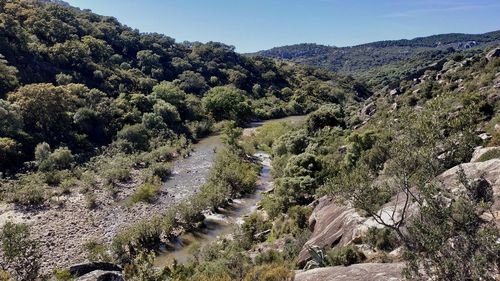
253 30 500 85
0 0 368 174
0 1 499 280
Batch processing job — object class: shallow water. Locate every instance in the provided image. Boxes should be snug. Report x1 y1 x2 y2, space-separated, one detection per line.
155 116 305 266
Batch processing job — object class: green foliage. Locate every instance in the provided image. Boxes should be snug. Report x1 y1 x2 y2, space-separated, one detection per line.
83 239 111 262
53 268 75 281
116 124 150 153
403 169 500 280
123 251 169 281
363 227 399 251
130 178 162 204
0 138 21 171
112 217 163 264
39 146 74 172
202 86 253 123
326 245 365 266
0 222 41 281
240 212 272 249
306 104 345 132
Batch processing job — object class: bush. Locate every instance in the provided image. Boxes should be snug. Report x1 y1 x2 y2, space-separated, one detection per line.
148 162 172 180
112 217 163 264
243 264 294 281
240 212 272 249
37 146 74 171
0 222 41 280
130 178 162 204
83 239 111 262
326 245 365 266
0 138 21 171
85 192 98 209
363 227 399 251
306 104 345 132
117 124 150 152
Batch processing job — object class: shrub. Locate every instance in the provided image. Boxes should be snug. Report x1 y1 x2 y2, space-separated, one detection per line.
476 148 500 162
326 245 365 266
53 268 75 281
240 212 272 249
0 222 41 280
0 138 21 171
37 146 74 171
112 217 163 264
85 192 98 209
83 239 111 262
148 162 172 180
243 264 294 281
306 104 345 132
117 124 150 152
363 227 399 251
123 251 169 281
130 178 162 204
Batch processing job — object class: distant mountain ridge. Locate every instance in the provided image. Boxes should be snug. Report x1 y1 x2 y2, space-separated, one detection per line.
252 30 500 75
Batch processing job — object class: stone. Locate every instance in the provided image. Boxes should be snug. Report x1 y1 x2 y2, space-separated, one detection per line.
361 103 376 116
294 262 405 281
298 197 365 266
478 133 492 140
470 146 500 162
75 270 123 281
69 262 122 277
437 159 500 226
389 88 400 96
486 47 500 62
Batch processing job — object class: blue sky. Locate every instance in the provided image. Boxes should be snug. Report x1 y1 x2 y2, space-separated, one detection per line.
66 0 500 53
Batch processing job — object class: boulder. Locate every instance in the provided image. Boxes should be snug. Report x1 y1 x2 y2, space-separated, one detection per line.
298 197 365 266
389 88 400 96
437 159 500 226
294 262 405 281
470 146 500 162
486 47 500 62
69 262 122 277
75 270 123 281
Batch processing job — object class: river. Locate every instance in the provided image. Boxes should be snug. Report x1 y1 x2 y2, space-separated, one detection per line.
155 115 305 266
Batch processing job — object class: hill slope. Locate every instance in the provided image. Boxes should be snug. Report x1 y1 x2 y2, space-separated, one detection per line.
253 30 500 76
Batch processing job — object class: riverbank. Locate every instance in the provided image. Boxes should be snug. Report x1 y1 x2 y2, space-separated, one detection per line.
155 151 273 265
0 116 304 274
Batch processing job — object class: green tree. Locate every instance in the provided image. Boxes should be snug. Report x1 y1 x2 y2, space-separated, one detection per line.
0 54 18 98
202 86 252 124
8 84 79 144
117 124 150 152
0 222 41 281
306 104 345 132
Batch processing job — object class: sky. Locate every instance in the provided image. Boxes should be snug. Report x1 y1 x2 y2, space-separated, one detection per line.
65 0 500 53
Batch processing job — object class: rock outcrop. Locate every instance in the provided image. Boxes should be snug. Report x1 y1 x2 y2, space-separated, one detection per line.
486 47 500 62
437 159 500 226
294 262 405 281
75 270 123 281
297 197 365 266
470 146 500 162
69 262 122 277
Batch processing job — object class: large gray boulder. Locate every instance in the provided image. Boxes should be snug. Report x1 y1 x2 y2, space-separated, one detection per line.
294 262 405 281
75 270 123 281
69 262 122 277
297 197 365 266
470 146 500 162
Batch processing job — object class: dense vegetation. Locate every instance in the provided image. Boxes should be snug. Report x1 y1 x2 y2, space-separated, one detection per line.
1 1 499 280
0 0 368 211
